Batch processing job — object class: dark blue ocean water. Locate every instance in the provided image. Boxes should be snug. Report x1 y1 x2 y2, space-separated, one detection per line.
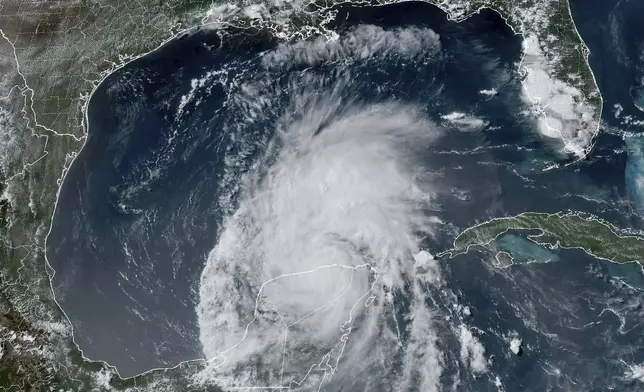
569 0 644 214
46 0 644 388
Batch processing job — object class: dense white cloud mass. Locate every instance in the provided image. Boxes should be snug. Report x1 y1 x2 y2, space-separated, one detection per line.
192 25 449 391
520 34 598 157
510 338 522 355
624 364 644 383
458 325 488 374
196 93 444 389
262 25 441 70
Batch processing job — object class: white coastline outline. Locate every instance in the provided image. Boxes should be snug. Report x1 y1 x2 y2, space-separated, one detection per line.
456 1 603 170
41 21 235 382
206 263 379 390
438 210 644 270
35 0 607 386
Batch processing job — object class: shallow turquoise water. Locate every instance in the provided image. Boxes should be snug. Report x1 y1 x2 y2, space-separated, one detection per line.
624 134 644 211
635 88 644 109
495 233 560 265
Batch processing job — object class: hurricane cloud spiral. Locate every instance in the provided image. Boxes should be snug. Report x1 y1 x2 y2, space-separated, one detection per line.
195 25 446 391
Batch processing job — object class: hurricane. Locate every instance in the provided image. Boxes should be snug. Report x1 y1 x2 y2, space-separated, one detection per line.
195 25 446 391
39 1 644 391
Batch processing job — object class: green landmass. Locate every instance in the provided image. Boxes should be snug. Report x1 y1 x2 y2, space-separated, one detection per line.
0 0 602 390
433 0 601 112
441 211 644 266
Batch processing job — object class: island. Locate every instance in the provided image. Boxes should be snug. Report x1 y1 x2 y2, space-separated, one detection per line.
440 211 644 266
0 0 604 390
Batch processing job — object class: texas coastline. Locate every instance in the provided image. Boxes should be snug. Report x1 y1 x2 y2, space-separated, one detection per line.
42 0 607 382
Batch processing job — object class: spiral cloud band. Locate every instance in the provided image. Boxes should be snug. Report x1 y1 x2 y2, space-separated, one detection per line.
196 25 446 391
